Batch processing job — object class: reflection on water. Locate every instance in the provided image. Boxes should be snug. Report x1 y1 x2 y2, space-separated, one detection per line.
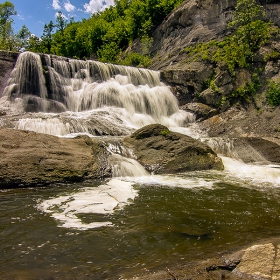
1 169 280 279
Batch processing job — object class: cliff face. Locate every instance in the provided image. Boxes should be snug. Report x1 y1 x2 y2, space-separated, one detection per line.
151 0 280 70
151 0 236 70
148 0 280 139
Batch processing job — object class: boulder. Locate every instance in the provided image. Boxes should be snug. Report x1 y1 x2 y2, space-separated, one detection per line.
180 102 218 121
0 128 111 188
122 124 223 174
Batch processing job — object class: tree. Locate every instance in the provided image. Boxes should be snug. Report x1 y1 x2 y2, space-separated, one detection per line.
41 20 55 53
55 11 67 33
0 1 17 50
0 1 16 25
51 12 68 55
16 24 31 49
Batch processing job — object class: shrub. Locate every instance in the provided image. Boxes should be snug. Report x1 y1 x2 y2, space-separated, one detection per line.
266 79 280 106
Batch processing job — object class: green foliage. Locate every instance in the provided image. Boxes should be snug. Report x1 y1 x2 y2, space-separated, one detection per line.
55 11 67 33
266 79 280 106
264 50 280 62
0 1 16 25
185 41 217 62
228 0 273 62
40 21 55 53
185 0 275 73
16 24 31 49
120 52 151 67
229 73 260 104
0 1 16 50
184 0 278 106
97 41 121 63
9 0 184 62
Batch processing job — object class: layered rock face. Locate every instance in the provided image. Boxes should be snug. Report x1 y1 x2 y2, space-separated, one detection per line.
149 0 280 139
122 124 223 173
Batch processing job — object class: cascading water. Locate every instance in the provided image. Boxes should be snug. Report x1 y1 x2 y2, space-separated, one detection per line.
1 51 280 279
0 51 195 136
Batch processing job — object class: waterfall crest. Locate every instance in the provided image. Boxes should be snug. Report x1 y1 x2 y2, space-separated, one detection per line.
0 51 195 136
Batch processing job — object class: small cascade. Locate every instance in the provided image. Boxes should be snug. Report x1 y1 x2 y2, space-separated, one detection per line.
109 154 150 177
101 136 149 177
202 137 271 164
201 137 239 158
3 52 47 101
0 51 195 136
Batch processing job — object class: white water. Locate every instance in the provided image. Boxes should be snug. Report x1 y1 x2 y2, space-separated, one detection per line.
222 156 280 186
0 51 196 137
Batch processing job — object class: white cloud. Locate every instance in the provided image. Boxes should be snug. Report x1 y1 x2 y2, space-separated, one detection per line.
83 0 115 14
64 1 76 12
52 0 61 10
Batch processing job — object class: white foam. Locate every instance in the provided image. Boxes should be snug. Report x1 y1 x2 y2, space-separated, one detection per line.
121 174 215 189
39 179 138 230
222 156 280 186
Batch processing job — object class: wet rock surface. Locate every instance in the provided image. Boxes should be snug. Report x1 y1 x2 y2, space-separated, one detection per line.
122 124 224 173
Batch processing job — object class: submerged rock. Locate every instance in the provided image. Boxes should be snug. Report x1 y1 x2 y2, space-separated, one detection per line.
0 128 111 188
122 124 223 174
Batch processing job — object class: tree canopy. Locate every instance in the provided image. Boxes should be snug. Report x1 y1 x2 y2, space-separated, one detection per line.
0 0 185 64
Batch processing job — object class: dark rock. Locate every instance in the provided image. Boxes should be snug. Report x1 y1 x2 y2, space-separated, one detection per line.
198 105 280 140
233 137 280 164
0 51 19 97
197 88 221 106
0 128 111 188
160 62 214 106
180 102 218 120
122 124 223 174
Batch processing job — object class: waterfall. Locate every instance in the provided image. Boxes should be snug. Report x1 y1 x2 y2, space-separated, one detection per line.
0 51 195 136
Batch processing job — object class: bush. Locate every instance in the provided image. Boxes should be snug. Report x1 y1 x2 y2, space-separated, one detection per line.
266 79 280 106
120 52 151 67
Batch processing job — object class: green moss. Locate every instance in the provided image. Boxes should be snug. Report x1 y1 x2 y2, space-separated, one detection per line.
160 129 170 136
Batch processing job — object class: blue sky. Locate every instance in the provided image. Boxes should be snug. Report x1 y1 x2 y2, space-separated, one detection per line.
10 0 115 37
